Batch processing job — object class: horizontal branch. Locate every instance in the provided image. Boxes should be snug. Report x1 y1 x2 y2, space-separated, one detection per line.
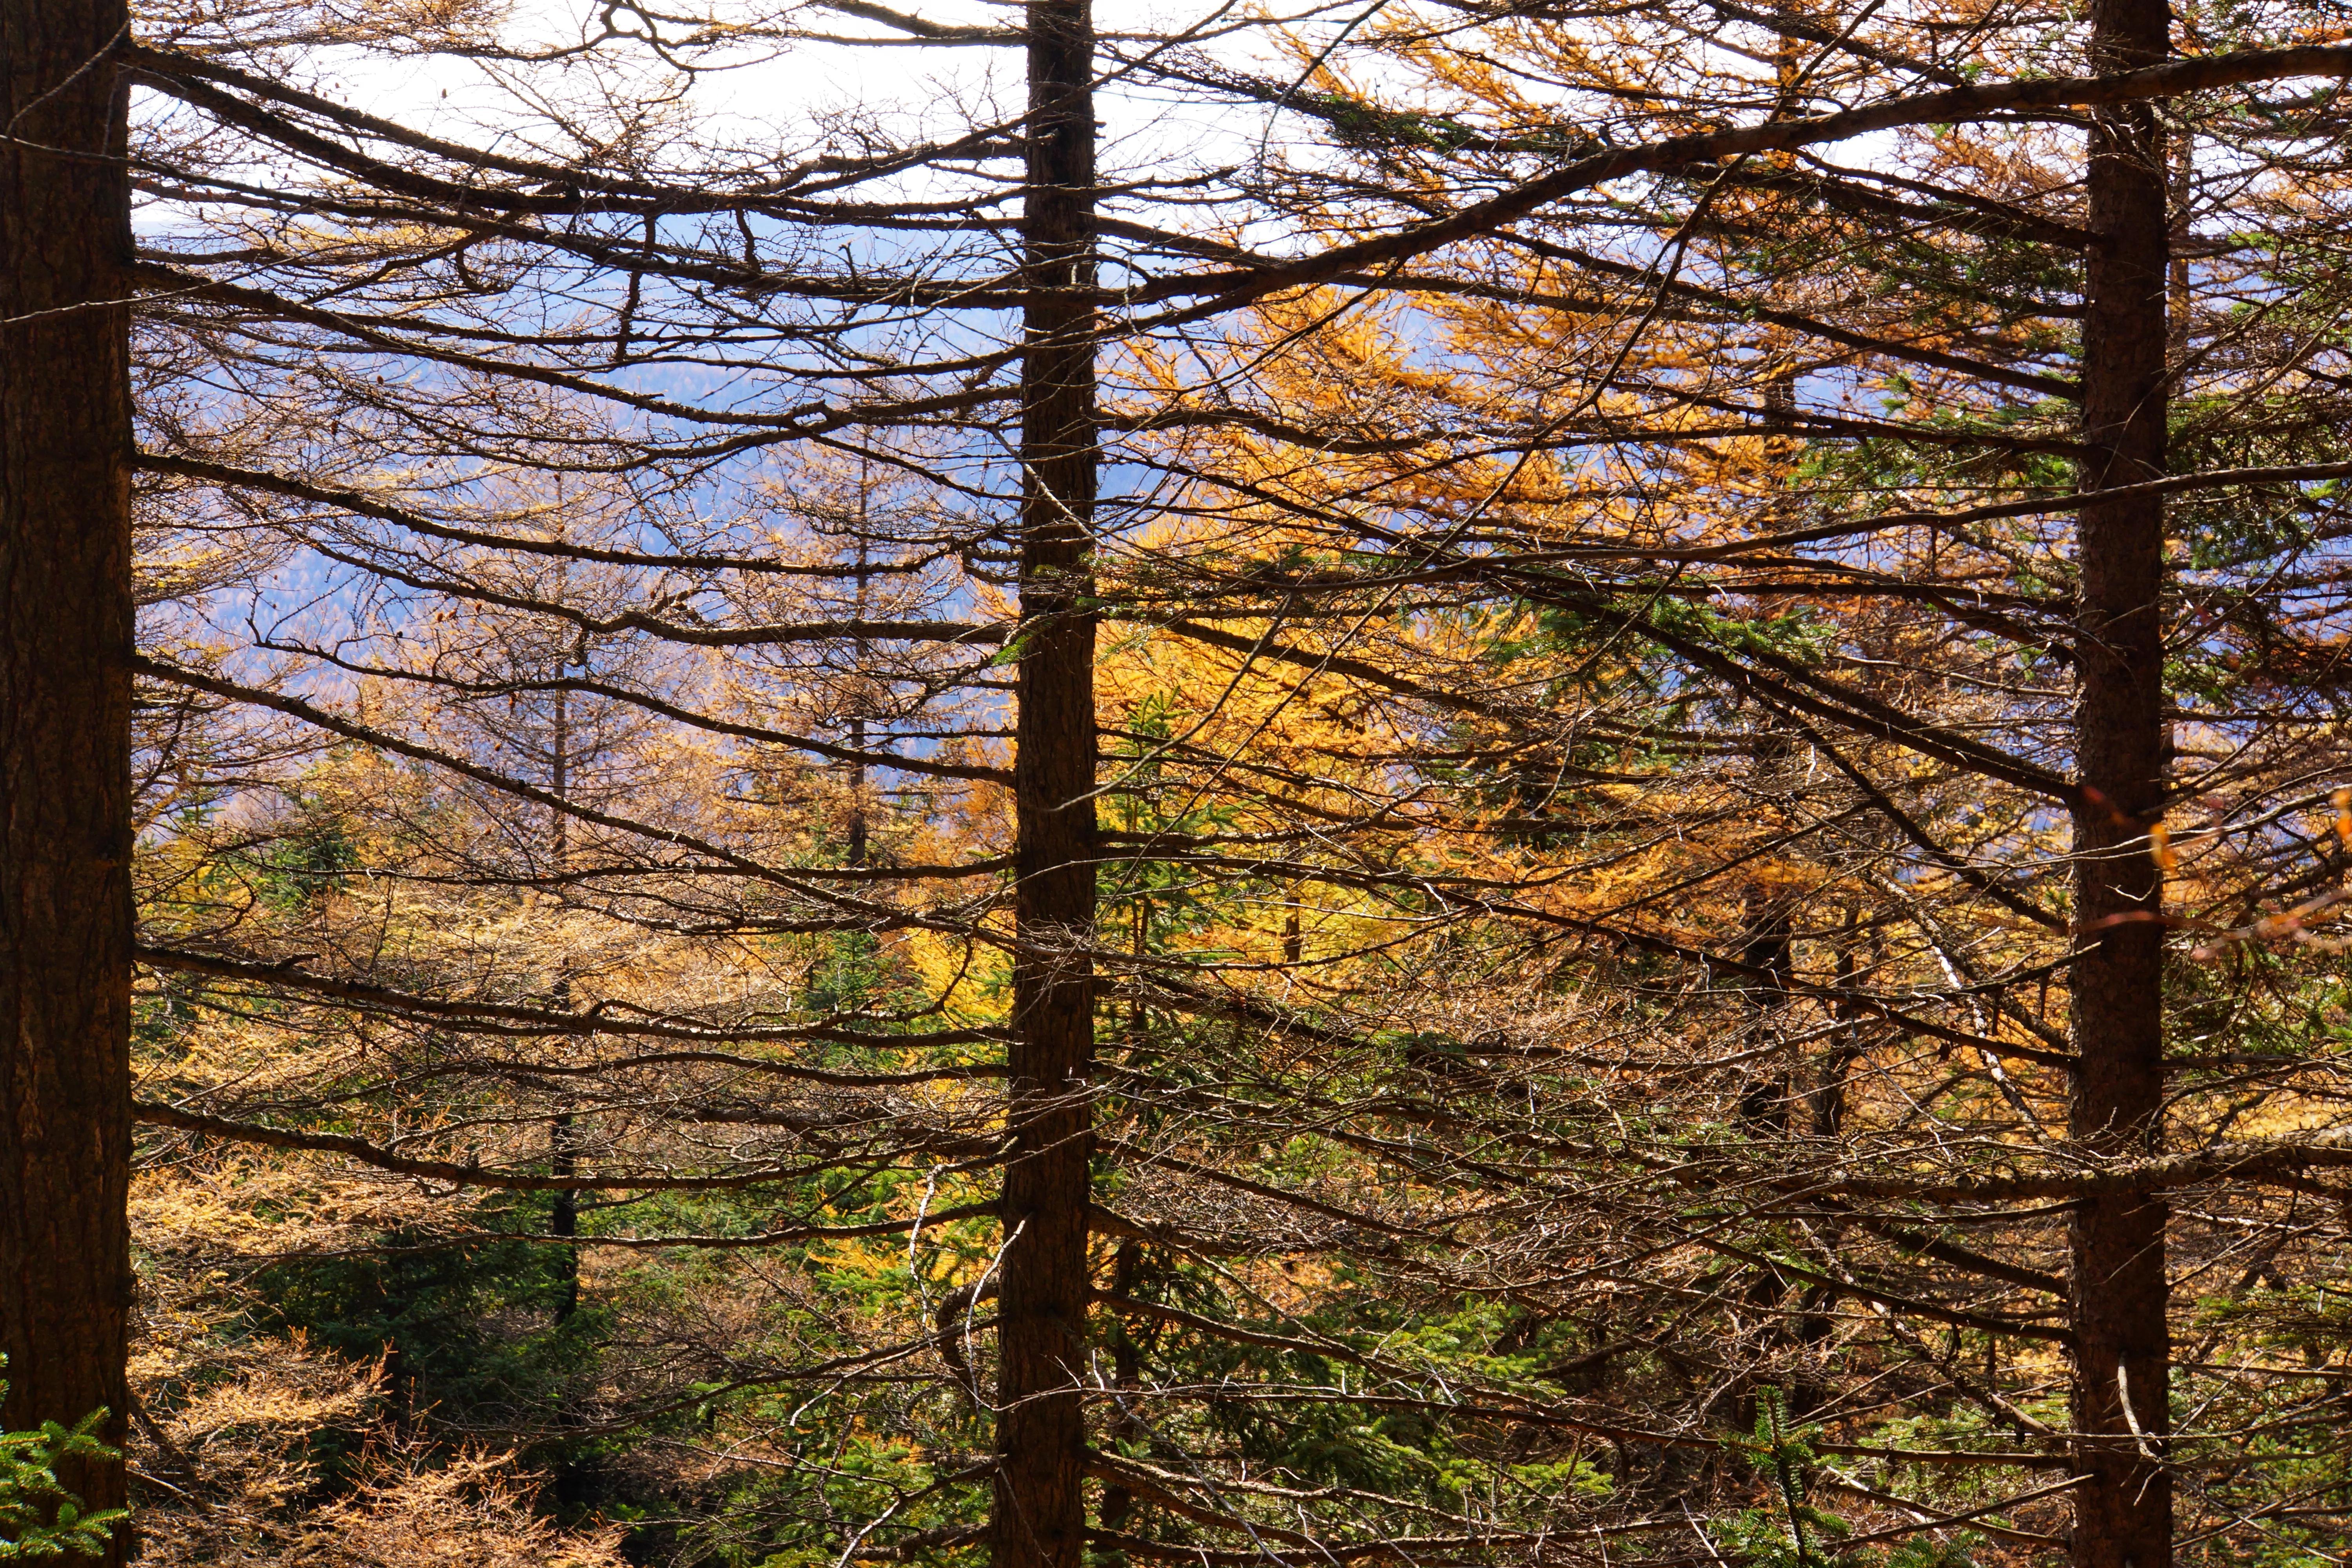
1126 44 2352 308
131 655 973 934
1818 1125 2352 1202
140 944 1009 1072
143 453 956 579
481 1201 997 1249
134 1100 851 1191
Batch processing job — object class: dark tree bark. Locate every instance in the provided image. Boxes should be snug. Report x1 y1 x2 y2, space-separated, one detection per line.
0 0 135 1559
2069 0 2173 1563
993 0 1098 1562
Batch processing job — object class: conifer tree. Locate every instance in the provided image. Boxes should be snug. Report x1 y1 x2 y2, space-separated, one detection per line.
2 0 135 1558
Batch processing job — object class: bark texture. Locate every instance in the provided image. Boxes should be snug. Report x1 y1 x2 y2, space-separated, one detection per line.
2069 0 2173 1562
0 0 136 1559
993 0 1098 1563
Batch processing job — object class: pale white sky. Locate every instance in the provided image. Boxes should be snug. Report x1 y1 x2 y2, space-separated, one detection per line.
283 0 1333 200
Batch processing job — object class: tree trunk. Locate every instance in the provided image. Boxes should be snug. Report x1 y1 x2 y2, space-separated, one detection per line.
2070 0 2173 1562
993 0 1097 1561
548 679 581 1328
0 0 135 1559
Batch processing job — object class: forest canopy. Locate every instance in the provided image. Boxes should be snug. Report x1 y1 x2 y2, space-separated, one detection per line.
6 0 2352 1564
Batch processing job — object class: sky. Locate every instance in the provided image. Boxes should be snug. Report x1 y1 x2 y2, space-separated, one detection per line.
278 0 1330 200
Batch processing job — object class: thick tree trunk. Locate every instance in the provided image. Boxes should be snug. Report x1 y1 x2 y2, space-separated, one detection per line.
993 0 1097 1562
0 0 135 1560
2070 0 2172 1563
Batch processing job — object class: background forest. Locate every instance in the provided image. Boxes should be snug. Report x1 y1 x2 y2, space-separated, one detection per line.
7 0 2352 1564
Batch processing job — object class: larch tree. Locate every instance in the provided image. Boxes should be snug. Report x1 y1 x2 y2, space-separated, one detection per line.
997 0 1103 1556
1 0 136 1560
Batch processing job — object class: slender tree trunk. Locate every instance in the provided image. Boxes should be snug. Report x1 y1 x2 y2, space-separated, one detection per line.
546 675 583 1328
1093 1237 1147 1564
849 523 871 869
2070 0 2172 1562
546 644 589 1511
993 0 1097 1561
0 0 135 1559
